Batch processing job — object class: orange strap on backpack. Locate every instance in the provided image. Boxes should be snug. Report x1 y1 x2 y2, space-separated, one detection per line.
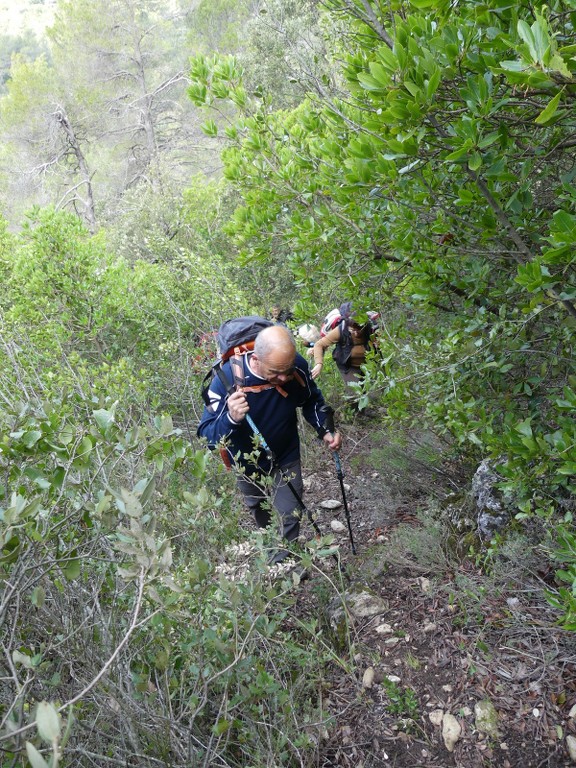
219 445 232 471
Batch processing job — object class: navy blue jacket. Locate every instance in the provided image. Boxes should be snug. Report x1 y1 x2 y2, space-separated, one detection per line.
197 352 329 472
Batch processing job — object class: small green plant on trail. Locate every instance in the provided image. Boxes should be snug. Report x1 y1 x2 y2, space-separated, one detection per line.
381 678 419 720
405 652 421 671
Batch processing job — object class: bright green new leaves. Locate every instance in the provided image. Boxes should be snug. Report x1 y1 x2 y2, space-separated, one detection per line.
499 14 574 86
188 54 245 110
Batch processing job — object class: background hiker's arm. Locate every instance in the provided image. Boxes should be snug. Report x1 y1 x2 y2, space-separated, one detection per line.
312 328 340 378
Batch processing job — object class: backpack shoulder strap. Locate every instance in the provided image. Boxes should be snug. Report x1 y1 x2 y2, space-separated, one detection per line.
216 364 234 395
337 319 350 345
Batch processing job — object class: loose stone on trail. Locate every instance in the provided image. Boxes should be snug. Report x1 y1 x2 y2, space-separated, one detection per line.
319 499 342 509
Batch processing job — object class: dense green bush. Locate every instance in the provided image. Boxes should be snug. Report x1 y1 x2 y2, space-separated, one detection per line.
0 389 347 766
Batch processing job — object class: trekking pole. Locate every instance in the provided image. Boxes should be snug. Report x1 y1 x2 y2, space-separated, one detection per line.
229 355 324 538
321 405 357 554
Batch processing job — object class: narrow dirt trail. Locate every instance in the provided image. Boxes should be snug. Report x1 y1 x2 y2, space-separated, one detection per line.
297 420 576 768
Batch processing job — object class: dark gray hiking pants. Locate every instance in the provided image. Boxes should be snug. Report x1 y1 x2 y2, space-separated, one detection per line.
236 460 303 542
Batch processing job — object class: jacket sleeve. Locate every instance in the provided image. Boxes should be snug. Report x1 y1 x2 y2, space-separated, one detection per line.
197 370 242 449
313 327 341 366
298 358 331 438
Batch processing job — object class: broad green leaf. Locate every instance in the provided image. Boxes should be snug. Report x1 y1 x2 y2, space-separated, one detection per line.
403 79 421 98
368 61 390 87
95 494 111 514
22 431 42 448
477 132 499 149
535 91 562 125
187 83 207 105
31 586 45 608
517 19 539 62
213 718 231 735
58 427 74 445
201 120 218 137
93 408 115 431
36 701 61 743
120 488 142 517
445 146 470 162
77 436 93 462
229 86 247 108
530 17 551 62
63 558 81 581
547 53 572 78
154 414 174 436
357 71 385 91
376 45 398 71
426 69 441 98
134 476 156 507
25 743 49 768
515 419 533 438
24 468 51 489
468 152 482 171
499 60 527 72
316 547 339 557
551 210 576 239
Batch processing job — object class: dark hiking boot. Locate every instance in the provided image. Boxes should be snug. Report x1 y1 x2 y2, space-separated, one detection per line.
267 548 292 565
289 563 309 581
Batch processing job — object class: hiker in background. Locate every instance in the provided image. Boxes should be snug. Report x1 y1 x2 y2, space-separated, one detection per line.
269 306 293 326
197 324 341 564
297 323 321 357
366 310 381 335
311 301 373 386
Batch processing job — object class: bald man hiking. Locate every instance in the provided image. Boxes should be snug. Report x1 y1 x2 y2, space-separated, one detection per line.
197 323 342 565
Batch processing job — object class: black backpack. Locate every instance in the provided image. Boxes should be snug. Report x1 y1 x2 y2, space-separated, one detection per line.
331 321 372 371
331 321 352 370
200 316 274 405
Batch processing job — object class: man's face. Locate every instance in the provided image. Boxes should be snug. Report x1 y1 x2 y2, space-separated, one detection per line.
254 351 296 385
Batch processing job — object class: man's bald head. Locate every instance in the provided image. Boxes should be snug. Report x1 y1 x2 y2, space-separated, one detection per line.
255 325 295 358
253 325 297 383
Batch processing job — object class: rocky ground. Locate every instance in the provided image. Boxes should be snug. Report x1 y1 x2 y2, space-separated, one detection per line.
292 419 576 767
